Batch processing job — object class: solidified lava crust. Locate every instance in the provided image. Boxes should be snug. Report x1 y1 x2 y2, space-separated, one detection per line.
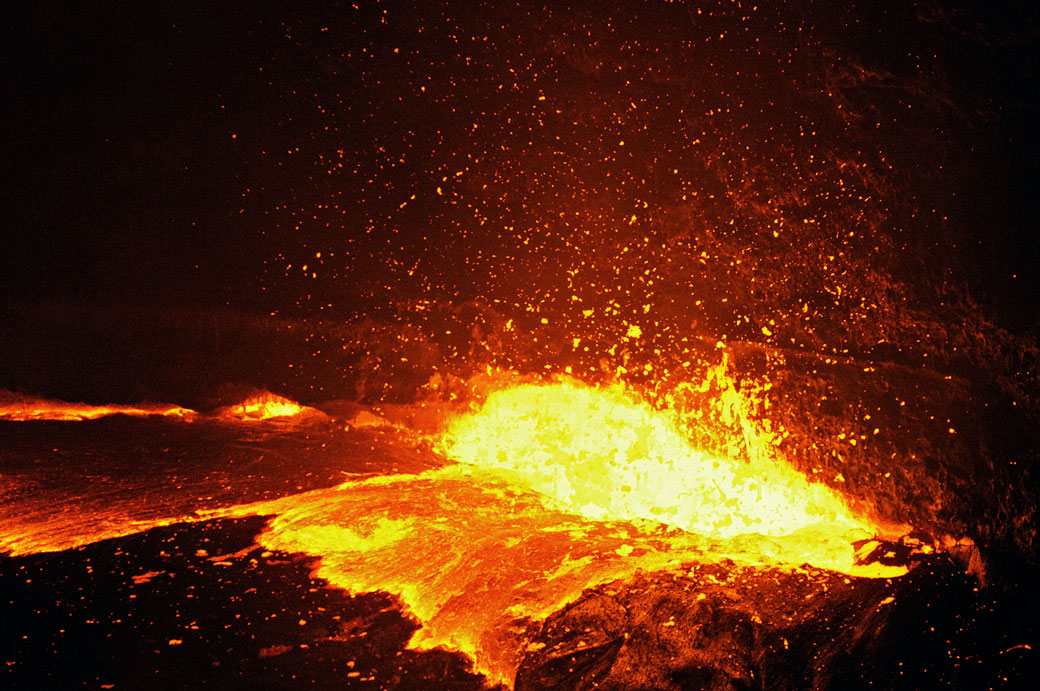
0 518 497 690
516 560 1039 691
5 517 1035 690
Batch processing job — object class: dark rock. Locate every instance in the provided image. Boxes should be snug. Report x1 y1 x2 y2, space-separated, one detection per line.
517 558 1039 690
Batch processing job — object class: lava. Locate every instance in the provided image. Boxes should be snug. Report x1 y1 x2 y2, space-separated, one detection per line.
0 391 326 557
208 375 908 687
0 391 196 421
216 465 714 686
0 372 914 687
214 392 315 421
441 378 899 571
0 390 316 423
3 0 1038 687
2 375 913 687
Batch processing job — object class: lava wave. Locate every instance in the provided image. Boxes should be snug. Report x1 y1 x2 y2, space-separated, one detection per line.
441 379 888 547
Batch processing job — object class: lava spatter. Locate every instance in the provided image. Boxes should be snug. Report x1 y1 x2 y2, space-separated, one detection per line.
440 378 897 565
214 391 319 421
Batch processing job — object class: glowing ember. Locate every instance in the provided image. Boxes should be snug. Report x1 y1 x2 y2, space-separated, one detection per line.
0 393 196 421
215 392 311 421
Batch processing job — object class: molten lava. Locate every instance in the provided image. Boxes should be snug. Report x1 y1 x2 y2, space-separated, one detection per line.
0 379 910 688
215 392 312 421
0 392 196 421
212 377 907 687
439 379 899 575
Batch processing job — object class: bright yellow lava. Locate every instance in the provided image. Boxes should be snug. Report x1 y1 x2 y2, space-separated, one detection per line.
215 392 309 421
440 379 893 574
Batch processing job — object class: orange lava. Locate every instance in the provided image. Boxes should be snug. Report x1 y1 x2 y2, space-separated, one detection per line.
219 467 711 687
214 392 312 421
0 376 912 688
212 376 908 687
0 393 196 421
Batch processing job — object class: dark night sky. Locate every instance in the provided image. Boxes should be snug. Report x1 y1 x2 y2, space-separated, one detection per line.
2 1 286 309
2 0 1039 343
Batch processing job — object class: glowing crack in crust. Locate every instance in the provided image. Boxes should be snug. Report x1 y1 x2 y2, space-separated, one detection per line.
0 393 196 421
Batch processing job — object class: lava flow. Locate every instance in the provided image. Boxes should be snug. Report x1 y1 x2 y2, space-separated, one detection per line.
212 376 907 687
0 376 912 687
0 391 327 558
0 391 196 421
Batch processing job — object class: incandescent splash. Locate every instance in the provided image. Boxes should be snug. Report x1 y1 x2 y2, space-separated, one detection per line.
214 392 315 421
441 381 866 538
440 379 900 575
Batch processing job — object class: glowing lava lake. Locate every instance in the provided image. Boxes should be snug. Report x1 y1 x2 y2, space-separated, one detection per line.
3 377 1032 689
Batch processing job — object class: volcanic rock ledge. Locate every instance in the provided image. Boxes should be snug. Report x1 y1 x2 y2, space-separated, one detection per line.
515 559 1037 691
